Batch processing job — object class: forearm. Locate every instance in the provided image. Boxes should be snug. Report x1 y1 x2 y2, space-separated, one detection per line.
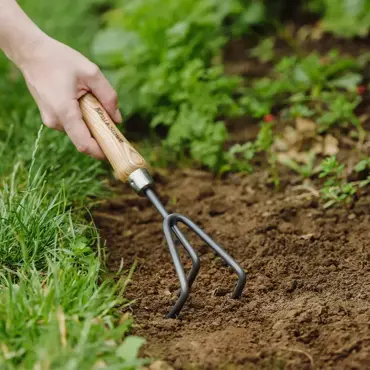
0 0 45 66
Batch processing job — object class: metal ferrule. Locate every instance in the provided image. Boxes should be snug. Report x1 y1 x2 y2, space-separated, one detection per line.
128 168 154 195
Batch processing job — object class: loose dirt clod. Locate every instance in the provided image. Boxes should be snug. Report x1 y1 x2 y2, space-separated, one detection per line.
94 169 370 370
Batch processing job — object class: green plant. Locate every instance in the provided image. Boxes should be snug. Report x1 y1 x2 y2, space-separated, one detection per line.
0 0 145 367
241 50 365 142
224 142 256 173
250 37 275 63
319 156 355 208
310 0 370 38
355 157 370 172
92 0 269 171
223 121 274 173
279 152 317 178
242 51 362 118
318 156 370 208
0 153 147 369
317 92 362 133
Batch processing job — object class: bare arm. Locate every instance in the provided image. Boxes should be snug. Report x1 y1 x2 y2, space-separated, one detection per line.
0 0 122 159
0 0 44 64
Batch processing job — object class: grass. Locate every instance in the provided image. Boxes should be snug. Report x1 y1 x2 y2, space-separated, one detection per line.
0 0 147 368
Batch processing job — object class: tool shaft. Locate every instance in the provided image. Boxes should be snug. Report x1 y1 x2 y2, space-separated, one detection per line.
145 188 201 293
145 188 169 218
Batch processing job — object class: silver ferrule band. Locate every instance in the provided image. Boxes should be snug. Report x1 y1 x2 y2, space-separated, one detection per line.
128 168 154 195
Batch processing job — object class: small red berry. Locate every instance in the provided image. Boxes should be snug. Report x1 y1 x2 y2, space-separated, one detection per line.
357 85 366 95
264 114 275 123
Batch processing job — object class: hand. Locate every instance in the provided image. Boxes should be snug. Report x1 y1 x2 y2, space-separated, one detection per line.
18 35 122 160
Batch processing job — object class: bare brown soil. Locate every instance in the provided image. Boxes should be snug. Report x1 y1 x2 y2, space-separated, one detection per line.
94 168 370 370
92 20 370 369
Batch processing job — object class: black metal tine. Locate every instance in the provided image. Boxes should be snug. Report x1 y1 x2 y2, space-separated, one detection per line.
167 213 247 299
145 188 201 286
163 219 190 318
144 188 247 318
171 225 200 287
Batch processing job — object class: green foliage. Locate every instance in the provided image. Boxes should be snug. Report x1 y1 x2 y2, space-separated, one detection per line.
0 256 143 369
319 156 344 179
92 0 369 177
223 122 274 173
0 141 147 369
18 0 111 53
92 0 266 171
355 157 370 172
354 158 370 188
224 142 256 173
279 152 317 178
231 1 266 36
241 51 363 134
319 156 355 208
0 0 145 368
317 92 361 133
319 156 370 208
310 0 370 38
117 336 147 364
250 37 276 63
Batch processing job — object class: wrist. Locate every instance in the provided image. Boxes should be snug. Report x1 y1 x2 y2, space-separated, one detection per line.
0 0 48 69
4 28 48 69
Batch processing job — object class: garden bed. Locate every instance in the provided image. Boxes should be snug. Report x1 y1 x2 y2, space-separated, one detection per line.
94 166 370 369
91 13 370 368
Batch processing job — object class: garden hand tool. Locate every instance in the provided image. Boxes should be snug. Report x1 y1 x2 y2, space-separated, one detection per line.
79 93 247 318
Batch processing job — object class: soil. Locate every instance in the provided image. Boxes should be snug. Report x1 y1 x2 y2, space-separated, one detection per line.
92 16 370 370
93 168 370 370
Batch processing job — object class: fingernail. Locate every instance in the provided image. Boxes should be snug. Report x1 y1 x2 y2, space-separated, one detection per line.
115 109 122 123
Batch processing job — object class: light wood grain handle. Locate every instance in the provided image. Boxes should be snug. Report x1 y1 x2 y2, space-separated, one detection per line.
79 93 150 182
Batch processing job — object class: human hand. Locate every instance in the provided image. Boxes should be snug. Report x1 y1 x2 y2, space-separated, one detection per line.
18 35 121 160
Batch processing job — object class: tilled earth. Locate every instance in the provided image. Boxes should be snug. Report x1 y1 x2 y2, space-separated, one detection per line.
93 168 370 370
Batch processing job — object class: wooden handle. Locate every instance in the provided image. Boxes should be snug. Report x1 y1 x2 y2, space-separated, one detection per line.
79 93 149 182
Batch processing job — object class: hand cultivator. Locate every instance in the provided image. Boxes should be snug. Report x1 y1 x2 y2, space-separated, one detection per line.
80 93 247 318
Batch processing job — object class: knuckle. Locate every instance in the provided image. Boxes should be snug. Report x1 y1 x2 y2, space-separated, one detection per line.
102 90 118 107
66 110 82 122
58 106 81 123
86 63 100 78
76 143 90 154
42 115 59 129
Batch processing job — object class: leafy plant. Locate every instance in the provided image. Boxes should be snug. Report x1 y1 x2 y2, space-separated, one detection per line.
241 51 364 138
250 37 275 63
223 122 274 174
317 92 362 133
310 0 370 38
92 0 269 171
318 156 370 208
279 152 317 178
319 156 355 208
224 142 256 173
355 157 370 172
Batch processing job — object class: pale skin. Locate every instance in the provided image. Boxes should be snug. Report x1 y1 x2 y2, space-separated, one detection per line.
0 0 122 160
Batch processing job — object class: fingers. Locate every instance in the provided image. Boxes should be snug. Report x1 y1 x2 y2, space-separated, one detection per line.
84 64 122 124
58 100 106 160
40 111 64 132
27 83 65 132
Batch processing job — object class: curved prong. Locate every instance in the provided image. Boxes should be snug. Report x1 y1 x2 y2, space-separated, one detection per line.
144 188 200 288
163 217 190 318
172 225 200 288
167 213 247 299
